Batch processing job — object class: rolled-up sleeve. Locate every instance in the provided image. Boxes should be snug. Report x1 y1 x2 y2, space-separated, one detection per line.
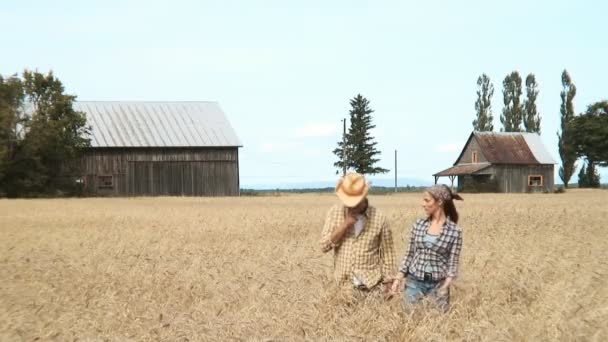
447 229 462 278
399 222 418 274
320 206 339 253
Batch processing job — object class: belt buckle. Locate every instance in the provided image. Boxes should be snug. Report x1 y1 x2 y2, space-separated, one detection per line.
423 272 433 282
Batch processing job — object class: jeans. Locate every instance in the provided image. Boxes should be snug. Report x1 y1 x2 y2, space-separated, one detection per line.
403 275 450 312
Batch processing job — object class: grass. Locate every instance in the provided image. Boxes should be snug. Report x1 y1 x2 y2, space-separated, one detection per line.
1 190 607 341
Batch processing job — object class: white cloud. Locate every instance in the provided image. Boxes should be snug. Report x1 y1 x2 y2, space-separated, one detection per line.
295 123 338 138
434 143 462 153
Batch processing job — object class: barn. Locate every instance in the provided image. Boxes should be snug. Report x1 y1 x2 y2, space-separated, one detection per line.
433 132 556 193
74 101 242 196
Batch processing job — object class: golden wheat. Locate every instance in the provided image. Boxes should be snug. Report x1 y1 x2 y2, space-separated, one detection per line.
1 190 607 341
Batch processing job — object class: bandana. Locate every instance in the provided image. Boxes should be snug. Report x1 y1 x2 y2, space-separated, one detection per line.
426 184 463 202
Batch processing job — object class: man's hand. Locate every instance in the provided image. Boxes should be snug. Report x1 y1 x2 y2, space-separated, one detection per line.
329 214 357 246
344 214 357 228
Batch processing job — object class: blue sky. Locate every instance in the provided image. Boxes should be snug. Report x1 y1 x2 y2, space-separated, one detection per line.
2 0 606 188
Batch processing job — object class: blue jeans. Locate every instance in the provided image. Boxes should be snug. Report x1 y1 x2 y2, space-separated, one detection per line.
403 275 450 312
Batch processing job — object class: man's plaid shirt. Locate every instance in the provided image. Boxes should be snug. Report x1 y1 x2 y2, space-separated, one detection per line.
399 218 462 282
320 204 396 289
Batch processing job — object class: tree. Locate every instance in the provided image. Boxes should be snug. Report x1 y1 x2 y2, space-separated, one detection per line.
523 74 541 133
333 94 388 175
0 70 90 197
557 70 577 187
577 163 588 187
578 161 600 188
0 74 26 195
568 101 608 167
472 74 494 131
500 71 523 132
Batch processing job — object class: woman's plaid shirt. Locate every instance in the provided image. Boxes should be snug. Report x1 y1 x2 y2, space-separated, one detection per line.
320 204 396 289
399 218 462 282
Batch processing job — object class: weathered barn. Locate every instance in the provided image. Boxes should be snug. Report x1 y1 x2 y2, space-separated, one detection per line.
74 101 242 196
433 132 556 193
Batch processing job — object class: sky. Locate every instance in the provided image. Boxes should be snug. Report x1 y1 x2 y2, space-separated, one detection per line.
2 0 607 188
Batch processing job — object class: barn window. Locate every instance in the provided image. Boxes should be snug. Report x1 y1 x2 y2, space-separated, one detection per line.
528 175 543 187
98 175 114 189
472 151 479 163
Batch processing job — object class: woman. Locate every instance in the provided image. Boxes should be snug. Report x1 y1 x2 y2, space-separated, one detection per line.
390 184 463 312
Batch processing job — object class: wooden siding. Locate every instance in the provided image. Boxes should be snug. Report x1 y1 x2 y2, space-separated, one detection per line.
493 164 554 193
456 164 554 193
80 147 239 196
456 136 488 164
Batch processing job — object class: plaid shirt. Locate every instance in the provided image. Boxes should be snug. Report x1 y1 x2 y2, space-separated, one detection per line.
399 218 463 282
320 204 396 288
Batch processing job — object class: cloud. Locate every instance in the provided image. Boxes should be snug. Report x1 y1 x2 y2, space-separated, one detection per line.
434 143 462 153
295 123 338 138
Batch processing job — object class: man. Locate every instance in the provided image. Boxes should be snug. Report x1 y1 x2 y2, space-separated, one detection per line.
320 172 397 293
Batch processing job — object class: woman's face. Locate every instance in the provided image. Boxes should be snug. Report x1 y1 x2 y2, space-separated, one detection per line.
422 191 442 217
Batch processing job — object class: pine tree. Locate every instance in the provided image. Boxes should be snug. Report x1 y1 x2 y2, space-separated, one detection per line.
333 94 388 175
523 74 541 133
500 71 523 132
473 74 494 131
557 70 577 187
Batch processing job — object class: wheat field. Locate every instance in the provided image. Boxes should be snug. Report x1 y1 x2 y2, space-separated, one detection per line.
0 190 607 341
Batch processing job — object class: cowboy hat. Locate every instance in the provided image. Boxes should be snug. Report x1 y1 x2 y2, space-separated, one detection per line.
335 172 369 207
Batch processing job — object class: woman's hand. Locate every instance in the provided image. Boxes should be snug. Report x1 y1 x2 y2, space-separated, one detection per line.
437 277 453 294
389 272 405 294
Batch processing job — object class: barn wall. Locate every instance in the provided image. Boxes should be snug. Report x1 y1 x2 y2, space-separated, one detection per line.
493 164 554 193
457 136 488 164
80 147 239 196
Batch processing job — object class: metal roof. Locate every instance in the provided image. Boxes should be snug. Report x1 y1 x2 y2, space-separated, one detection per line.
74 101 242 148
521 133 558 164
433 163 492 177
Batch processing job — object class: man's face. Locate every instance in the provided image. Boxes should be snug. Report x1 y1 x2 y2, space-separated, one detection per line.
348 198 367 215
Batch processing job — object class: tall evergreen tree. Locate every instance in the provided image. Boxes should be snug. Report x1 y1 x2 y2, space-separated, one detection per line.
557 70 577 187
333 94 388 175
500 71 523 132
473 74 494 131
523 74 541 133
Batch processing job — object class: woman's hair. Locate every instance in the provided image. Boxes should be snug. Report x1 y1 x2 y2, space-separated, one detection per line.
443 197 459 224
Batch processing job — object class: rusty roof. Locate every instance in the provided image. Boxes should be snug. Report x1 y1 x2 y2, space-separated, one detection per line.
474 132 537 164
454 132 555 165
433 163 492 177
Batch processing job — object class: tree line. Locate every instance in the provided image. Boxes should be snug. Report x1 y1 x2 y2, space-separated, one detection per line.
472 70 607 188
0 70 90 197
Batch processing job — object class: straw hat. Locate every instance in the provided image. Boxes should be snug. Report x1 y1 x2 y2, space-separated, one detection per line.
335 172 369 207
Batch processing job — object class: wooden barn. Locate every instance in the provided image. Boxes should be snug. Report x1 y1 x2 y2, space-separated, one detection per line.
433 132 556 193
74 101 242 196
